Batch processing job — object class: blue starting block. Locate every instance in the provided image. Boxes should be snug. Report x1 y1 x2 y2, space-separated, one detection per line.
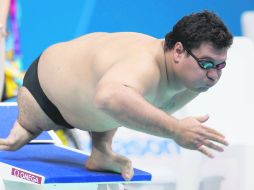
0 103 151 190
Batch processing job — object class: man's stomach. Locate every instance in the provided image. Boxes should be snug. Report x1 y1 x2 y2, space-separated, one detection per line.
58 102 122 132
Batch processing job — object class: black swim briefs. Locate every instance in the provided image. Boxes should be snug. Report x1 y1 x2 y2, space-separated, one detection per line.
22 55 74 129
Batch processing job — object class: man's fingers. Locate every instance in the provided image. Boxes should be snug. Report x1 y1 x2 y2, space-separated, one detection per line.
203 132 229 146
198 126 229 146
202 126 225 138
198 145 214 158
202 140 224 152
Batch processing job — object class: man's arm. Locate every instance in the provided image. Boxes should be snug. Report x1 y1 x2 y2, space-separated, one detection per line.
95 57 228 158
96 82 179 138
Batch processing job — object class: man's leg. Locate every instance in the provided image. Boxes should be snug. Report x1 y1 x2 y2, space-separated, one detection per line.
0 120 40 151
85 128 134 180
0 87 57 151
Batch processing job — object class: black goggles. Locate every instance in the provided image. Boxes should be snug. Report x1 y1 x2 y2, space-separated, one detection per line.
184 47 226 70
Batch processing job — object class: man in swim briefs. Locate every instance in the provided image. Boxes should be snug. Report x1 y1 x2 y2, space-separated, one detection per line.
0 11 233 180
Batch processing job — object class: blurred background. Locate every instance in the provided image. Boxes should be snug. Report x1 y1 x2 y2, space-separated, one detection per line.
19 0 254 69
1 0 254 190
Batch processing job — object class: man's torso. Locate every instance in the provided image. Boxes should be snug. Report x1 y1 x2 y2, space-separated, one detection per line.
34 32 195 131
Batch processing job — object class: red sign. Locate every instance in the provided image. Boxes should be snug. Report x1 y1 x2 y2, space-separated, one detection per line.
11 168 42 184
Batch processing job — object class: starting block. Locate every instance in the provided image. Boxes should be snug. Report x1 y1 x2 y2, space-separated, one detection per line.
0 103 152 190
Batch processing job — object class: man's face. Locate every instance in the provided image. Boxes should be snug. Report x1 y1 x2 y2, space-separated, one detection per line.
179 42 228 92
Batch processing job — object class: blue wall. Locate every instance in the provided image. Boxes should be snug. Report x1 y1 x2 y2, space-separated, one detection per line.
19 0 254 70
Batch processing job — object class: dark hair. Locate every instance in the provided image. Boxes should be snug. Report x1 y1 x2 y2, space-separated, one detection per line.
165 10 233 50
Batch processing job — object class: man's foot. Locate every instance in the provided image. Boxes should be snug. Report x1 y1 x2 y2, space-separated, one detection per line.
85 147 134 181
0 120 40 151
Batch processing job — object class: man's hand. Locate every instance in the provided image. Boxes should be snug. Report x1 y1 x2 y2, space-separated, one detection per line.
173 115 228 158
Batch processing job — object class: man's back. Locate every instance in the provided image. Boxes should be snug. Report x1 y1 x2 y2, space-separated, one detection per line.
25 32 164 131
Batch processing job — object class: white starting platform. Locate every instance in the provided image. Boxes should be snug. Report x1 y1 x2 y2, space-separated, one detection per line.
0 103 152 190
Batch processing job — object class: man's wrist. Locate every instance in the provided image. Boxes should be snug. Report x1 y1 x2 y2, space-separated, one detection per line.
0 26 7 37
164 115 180 139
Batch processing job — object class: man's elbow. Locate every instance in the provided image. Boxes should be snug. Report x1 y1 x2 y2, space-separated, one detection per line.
94 85 121 111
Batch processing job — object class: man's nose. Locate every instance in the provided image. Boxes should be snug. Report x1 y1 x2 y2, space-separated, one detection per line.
207 69 219 82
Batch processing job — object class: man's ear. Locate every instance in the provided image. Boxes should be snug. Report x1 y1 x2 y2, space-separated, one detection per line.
173 42 185 63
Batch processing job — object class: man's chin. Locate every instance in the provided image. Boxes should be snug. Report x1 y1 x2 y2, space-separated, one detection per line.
194 86 210 92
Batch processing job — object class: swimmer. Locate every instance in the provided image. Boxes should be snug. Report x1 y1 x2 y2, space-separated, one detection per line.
0 10 233 180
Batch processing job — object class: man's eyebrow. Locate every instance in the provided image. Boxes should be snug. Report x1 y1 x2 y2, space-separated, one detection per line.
198 55 215 60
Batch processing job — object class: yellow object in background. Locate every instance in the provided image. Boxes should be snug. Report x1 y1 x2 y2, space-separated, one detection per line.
3 50 24 100
55 129 70 146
